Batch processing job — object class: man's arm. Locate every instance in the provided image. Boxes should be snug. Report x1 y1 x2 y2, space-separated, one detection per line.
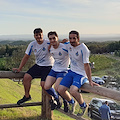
84 63 99 86
108 106 111 118
12 54 30 72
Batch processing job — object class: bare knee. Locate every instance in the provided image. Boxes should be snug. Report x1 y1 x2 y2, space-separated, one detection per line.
44 84 50 90
58 85 65 94
69 87 78 97
23 73 32 83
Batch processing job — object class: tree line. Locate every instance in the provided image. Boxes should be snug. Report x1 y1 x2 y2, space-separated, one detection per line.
0 40 120 71
86 41 120 55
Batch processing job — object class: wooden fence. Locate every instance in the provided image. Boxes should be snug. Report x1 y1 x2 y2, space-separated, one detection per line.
0 71 120 120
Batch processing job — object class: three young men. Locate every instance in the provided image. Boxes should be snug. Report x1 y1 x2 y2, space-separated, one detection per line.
13 28 98 116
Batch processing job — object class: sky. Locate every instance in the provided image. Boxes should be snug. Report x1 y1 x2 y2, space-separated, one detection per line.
0 0 120 36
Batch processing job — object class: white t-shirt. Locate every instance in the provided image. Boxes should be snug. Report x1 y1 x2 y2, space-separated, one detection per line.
66 42 90 77
50 43 70 72
25 39 54 66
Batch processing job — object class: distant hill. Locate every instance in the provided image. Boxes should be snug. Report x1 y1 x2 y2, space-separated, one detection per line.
0 34 120 42
0 34 34 41
0 40 31 45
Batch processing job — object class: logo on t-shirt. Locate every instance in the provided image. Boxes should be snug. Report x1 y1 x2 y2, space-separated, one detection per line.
34 49 37 53
59 52 62 56
42 47 46 51
76 51 79 56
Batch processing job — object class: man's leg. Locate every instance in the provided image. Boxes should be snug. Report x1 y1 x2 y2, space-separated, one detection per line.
23 73 33 98
70 74 88 116
44 76 59 100
58 71 75 113
17 73 32 105
69 85 84 104
58 85 75 113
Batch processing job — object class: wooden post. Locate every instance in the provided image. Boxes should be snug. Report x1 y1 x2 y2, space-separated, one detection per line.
41 89 52 120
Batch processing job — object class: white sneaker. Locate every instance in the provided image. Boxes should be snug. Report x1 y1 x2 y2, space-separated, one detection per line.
77 105 87 116
68 101 75 114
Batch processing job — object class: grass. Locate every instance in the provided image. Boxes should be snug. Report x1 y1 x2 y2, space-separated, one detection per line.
90 54 119 77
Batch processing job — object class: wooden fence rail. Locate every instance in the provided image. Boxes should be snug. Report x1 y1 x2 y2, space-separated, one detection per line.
0 71 120 120
0 71 120 101
0 102 42 109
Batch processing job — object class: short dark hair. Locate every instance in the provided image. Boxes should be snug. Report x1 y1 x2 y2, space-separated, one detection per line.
33 28 43 34
69 30 80 40
48 31 58 38
105 101 108 104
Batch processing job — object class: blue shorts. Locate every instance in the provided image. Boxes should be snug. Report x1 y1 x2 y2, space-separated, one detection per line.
48 69 68 79
60 70 88 88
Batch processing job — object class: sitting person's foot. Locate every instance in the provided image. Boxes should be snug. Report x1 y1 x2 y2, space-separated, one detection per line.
17 95 31 105
49 99 57 110
63 100 69 112
77 104 87 116
69 101 75 114
55 97 62 109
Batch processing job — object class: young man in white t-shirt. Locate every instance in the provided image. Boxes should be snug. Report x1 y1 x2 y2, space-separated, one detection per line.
12 28 58 105
44 31 71 112
58 30 99 116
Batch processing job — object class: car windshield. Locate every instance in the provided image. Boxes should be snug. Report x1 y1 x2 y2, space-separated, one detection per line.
109 103 120 110
95 78 101 80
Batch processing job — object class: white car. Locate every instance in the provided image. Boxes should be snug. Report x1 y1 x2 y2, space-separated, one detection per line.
102 75 109 81
92 76 105 85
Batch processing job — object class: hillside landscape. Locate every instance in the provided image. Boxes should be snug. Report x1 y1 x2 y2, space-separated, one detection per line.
0 40 120 120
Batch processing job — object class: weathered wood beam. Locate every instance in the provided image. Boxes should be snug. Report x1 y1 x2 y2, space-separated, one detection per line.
0 71 25 79
0 71 120 101
0 102 42 109
80 83 120 101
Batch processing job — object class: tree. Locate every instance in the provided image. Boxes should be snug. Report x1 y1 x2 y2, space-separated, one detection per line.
5 45 35 71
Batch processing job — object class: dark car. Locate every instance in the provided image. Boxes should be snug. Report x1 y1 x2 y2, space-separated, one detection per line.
88 98 120 120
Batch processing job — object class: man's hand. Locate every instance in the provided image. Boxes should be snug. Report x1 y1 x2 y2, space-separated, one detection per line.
60 39 69 43
12 68 21 73
89 81 100 87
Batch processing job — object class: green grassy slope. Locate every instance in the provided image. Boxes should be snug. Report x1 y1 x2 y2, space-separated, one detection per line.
0 79 76 120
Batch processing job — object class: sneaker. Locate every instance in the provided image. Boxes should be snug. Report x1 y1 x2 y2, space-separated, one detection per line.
77 106 87 116
55 96 62 109
68 102 75 114
63 100 69 112
49 99 57 110
17 95 31 105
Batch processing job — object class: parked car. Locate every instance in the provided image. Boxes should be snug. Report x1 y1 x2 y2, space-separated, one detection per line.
102 75 109 81
88 98 120 120
92 76 105 85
